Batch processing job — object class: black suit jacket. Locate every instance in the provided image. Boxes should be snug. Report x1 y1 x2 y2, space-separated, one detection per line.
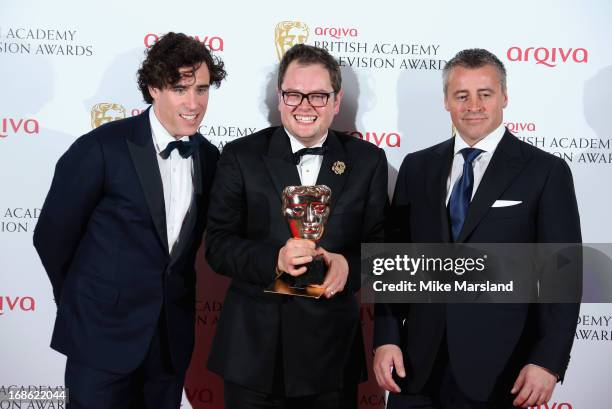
374 130 581 401
33 108 219 374
205 127 388 396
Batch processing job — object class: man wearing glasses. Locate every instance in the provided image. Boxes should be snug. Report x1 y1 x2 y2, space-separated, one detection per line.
205 44 388 408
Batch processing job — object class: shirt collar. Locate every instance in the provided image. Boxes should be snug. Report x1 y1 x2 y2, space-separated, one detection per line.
284 127 328 154
149 106 189 154
454 123 505 156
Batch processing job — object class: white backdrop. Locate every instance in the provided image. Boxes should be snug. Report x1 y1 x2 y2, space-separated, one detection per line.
1 1 610 408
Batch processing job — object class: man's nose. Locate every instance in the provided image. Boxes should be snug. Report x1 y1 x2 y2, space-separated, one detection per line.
185 90 198 110
466 96 483 112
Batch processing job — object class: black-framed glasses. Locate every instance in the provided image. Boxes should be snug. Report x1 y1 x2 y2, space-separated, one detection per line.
281 90 335 107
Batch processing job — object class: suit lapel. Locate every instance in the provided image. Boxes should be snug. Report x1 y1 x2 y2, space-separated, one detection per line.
316 130 349 213
126 108 169 254
169 135 204 260
169 196 197 260
262 128 302 200
428 138 455 243
457 130 527 242
191 134 204 195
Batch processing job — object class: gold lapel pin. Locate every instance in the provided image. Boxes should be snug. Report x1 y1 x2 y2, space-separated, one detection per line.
332 161 346 175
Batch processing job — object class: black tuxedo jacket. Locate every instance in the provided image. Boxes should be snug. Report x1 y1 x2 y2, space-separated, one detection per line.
33 108 219 374
205 127 388 397
374 130 581 401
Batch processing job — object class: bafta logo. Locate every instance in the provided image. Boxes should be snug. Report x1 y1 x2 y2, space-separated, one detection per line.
274 21 309 61
91 103 126 129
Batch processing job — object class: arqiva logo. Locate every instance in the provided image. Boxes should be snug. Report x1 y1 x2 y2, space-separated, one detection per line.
144 33 224 51
0 295 36 316
507 47 588 67
314 26 358 39
0 118 40 139
348 130 401 148
528 403 572 409
504 121 536 133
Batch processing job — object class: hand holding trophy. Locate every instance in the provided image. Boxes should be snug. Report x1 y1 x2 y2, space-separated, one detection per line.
266 185 331 298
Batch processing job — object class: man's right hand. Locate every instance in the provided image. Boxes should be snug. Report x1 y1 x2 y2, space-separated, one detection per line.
373 344 406 393
277 238 317 277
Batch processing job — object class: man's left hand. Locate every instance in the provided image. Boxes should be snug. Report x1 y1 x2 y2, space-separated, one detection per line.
511 364 558 408
316 247 348 299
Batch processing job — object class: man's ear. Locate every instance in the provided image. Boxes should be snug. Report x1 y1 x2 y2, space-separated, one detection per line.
149 86 159 102
277 89 283 112
333 89 344 114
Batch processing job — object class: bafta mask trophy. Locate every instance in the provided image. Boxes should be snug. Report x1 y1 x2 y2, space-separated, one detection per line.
267 185 331 298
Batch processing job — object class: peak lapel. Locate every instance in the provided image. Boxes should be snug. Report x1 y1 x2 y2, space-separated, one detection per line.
427 138 455 243
168 133 204 260
126 109 169 254
191 133 204 195
457 130 527 242
316 130 349 213
262 128 302 201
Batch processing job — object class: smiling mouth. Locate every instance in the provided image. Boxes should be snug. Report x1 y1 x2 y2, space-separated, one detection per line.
464 116 486 122
180 113 198 121
294 114 317 123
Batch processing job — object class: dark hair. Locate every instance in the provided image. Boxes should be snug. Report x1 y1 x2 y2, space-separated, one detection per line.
277 44 341 92
137 32 227 104
443 48 506 95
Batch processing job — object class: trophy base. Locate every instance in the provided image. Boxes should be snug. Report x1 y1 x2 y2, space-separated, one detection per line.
264 279 326 299
292 256 326 287
264 257 327 299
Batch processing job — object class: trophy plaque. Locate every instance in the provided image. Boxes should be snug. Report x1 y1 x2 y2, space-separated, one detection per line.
265 185 331 298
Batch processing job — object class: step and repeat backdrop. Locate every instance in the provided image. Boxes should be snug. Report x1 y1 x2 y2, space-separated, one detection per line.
1 1 610 408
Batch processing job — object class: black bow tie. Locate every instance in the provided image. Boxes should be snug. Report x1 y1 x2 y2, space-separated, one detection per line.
293 146 327 164
159 137 202 159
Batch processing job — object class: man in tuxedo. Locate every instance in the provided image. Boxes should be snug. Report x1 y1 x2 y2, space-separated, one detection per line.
205 44 388 408
33 32 226 409
373 49 581 408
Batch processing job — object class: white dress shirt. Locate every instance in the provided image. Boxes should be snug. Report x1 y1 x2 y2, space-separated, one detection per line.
445 124 506 205
286 128 327 186
149 108 194 252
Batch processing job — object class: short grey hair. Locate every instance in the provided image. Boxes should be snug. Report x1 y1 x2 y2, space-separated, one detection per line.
442 48 506 95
